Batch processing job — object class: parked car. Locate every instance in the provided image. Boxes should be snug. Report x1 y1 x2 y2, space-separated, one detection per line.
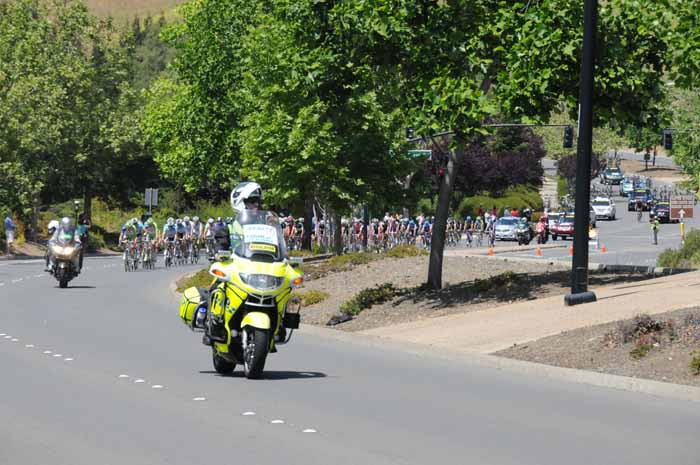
650 201 673 223
591 197 616 220
627 189 653 211
495 217 519 241
551 214 575 240
546 212 562 231
620 178 635 197
600 167 624 185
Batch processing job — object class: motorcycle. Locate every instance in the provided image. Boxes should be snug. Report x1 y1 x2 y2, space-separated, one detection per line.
535 222 548 244
516 223 532 246
179 210 303 379
48 231 81 288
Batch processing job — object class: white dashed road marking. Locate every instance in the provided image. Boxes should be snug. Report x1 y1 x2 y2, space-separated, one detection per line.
270 419 285 424
151 385 164 389
25 344 34 348
193 397 206 401
118 374 129 379
302 429 318 433
4 335 12 339
64 358 73 361
43 350 52 354
0 333 6 336
242 411 256 416
11 338 18 342
134 379 146 384
53 354 62 357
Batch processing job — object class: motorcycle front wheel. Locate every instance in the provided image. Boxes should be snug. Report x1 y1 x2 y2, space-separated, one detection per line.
59 279 68 288
242 327 270 379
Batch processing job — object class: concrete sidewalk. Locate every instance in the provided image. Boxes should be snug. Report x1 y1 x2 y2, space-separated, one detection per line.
360 270 700 354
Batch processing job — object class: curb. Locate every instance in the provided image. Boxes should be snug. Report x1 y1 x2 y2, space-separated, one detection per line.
589 263 696 276
298 323 700 403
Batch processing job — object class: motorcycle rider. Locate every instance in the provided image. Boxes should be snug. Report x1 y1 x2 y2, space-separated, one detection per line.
207 183 264 343
535 216 548 244
47 217 81 273
44 219 59 272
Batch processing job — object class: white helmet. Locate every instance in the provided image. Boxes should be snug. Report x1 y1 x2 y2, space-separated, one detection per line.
207 218 214 224
60 217 72 230
183 216 190 223
193 216 199 222
48 220 59 233
167 217 174 226
230 182 262 213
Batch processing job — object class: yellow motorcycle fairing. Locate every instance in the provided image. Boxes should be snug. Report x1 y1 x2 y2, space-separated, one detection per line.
209 257 302 355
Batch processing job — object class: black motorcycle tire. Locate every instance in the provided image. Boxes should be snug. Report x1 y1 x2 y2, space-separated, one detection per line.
59 279 68 289
212 350 236 375
243 327 270 380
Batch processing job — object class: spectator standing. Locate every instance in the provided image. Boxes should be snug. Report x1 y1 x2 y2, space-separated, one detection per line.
4 213 16 257
491 205 498 219
510 207 519 218
651 218 660 245
76 213 91 269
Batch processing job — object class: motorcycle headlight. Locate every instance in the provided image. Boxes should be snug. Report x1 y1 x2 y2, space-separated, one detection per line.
238 273 284 290
51 245 75 256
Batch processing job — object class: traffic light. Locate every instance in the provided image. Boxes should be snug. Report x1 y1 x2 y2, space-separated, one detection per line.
663 129 673 150
563 125 574 148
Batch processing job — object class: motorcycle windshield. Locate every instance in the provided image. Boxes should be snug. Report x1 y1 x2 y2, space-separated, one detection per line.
55 228 76 246
231 210 287 261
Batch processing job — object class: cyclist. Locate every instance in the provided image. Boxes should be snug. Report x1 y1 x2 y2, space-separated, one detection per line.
142 217 159 264
191 216 203 242
119 218 142 265
421 217 432 248
174 219 187 259
162 218 177 264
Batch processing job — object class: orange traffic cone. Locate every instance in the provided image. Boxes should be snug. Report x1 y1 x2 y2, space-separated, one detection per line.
535 247 542 257
601 244 607 253
488 247 494 256
568 245 574 256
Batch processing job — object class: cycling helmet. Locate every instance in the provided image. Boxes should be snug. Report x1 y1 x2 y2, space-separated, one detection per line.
176 218 182 225
146 218 154 225
192 216 199 222
131 217 139 225
230 181 262 213
216 217 223 222
183 216 190 222
167 217 174 226
466 216 472 221
207 218 214 224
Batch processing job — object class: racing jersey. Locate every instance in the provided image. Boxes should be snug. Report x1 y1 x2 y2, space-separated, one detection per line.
162 224 177 240
191 221 202 237
143 222 158 240
176 223 187 237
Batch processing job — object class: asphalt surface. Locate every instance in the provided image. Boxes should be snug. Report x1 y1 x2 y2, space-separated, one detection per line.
2 257 700 464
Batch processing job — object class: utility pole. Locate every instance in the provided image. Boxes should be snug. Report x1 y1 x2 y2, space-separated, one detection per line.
565 0 598 306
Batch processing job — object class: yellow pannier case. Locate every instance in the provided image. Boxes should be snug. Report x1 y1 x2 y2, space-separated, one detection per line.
179 287 208 328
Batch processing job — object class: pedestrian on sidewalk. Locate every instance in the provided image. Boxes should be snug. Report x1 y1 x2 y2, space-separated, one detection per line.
4 213 16 257
651 218 660 245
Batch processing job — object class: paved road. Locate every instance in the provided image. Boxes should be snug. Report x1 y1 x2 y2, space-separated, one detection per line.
1 257 700 464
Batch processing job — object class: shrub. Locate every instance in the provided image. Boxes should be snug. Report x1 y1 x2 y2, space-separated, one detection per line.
690 352 700 376
456 185 543 219
657 229 700 268
340 283 397 316
176 268 213 292
618 314 665 343
328 252 376 268
384 245 427 258
293 290 329 307
630 343 652 360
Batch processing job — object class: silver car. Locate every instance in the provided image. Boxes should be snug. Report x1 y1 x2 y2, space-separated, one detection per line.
592 197 616 220
495 217 519 241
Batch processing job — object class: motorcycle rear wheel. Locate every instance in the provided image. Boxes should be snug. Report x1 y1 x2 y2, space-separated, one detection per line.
59 279 68 288
242 327 270 380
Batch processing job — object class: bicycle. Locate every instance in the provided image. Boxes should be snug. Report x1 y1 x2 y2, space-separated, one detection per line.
164 240 175 268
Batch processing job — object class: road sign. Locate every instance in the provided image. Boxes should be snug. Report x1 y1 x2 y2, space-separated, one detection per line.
145 188 159 214
670 194 694 220
407 149 431 158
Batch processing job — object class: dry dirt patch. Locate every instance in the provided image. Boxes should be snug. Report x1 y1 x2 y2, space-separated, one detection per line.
299 255 657 332
496 308 700 387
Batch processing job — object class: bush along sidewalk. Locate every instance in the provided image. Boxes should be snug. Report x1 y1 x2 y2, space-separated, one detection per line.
328 283 399 326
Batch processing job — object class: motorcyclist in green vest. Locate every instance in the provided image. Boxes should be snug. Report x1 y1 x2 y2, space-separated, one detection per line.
207 182 263 342
229 181 263 249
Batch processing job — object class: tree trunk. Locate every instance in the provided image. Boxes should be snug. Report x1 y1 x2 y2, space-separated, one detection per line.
427 145 463 290
31 194 39 242
302 195 313 250
362 205 369 248
83 185 93 222
333 212 342 255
